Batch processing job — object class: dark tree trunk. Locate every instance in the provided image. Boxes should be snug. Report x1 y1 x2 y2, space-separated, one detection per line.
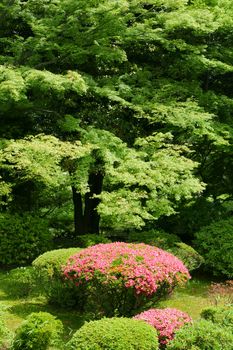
84 170 104 234
72 171 104 235
72 186 85 235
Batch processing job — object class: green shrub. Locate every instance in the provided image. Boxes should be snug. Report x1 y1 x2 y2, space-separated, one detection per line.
0 213 52 266
127 230 180 250
166 319 233 350
12 312 63 350
32 248 83 307
194 218 233 277
76 234 111 248
0 308 11 350
201 306 233 331
66 317 159 350
5 267 36 298
169 243 204 272
128 230 203 271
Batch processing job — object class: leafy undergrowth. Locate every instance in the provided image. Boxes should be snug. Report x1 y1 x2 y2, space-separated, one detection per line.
0 269 221 343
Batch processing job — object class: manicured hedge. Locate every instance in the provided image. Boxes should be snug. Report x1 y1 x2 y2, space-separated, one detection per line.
67 317 159 350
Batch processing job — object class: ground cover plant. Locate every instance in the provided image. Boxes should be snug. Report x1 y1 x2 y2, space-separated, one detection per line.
63 242 190 316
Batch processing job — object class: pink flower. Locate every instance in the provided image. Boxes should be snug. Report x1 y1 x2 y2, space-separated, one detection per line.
134 308 192 346
63 242 190 297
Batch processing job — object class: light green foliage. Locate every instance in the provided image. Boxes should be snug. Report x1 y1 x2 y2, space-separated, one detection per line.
0 131 204 230
0 0 233 236
194 217 233 277
201 306 233 331
32 248 83 307
166 319 233 350
0 213 52 265
0 306 11 350
66 317 159 350
32 248 81 277
12 312 63 350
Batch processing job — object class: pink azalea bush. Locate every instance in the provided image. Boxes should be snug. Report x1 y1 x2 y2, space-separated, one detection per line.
134 308 192 347
63 243 190 316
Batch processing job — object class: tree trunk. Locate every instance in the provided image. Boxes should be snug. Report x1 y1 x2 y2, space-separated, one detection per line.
84 170 104 234
72 186 85 235
72 170 104 235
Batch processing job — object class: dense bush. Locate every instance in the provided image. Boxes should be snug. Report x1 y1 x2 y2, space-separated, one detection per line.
166 319 233 350
32 248 83 307
134 308 192 347
4 267 36 298
194 218 233 277
0 213 52 266
76 234 111 247
12 312 63 350
66 317 159 350
63 242 190 316
201 306 233 331
128 230 203 271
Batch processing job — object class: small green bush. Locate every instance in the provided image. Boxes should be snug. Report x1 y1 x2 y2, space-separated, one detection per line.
32 248 83 307
166 319 233 350
66 317 159 350
5 267 36 298
194 218 233 277
12 312 63 350
0 213 52 266
169 242 204 272
76 234 111 248
128 230 203 271
201 306 233 331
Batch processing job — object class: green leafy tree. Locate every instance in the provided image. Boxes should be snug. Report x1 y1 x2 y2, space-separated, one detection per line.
0 0 233 236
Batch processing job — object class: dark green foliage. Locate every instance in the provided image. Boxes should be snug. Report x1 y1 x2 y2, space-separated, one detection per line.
201 306 233 331
194 217 233 277
166 319 233 350
66 317 159 350
12 312 63 350
32 248 84 307
76 234 111 247
128 230 203 271
0 213 52 266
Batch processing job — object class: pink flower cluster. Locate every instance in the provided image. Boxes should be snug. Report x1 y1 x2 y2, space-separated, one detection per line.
63 242 190 296
134 308 192 346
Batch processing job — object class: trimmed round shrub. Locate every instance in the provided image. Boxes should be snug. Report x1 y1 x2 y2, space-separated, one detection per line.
4 267 36 298
194 218 233 277
77 234 111 248
66 317 159 350
32 248 83 307
128 230 203 271
0 213 52 266
134 308 192 347
63 242 190 316
201 306 233 331
166 319 233 350
12 312 63 350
